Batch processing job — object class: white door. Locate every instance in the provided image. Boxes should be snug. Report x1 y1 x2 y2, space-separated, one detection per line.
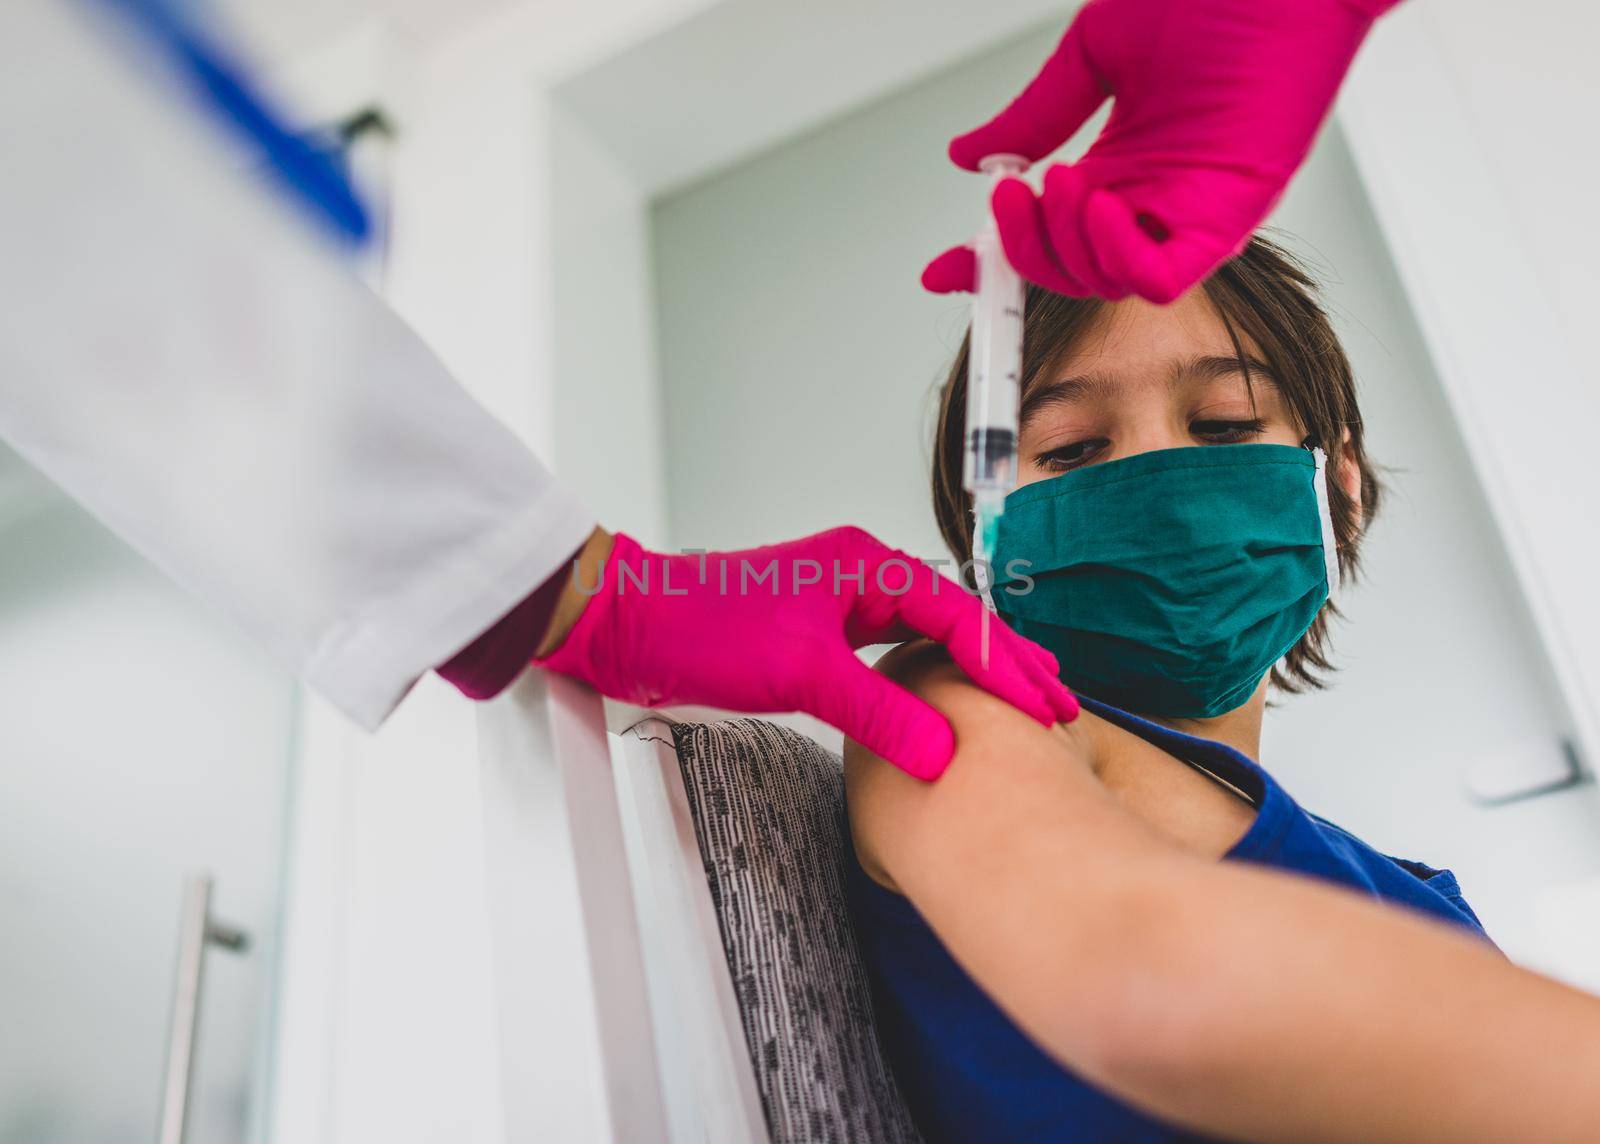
0 441 296 1144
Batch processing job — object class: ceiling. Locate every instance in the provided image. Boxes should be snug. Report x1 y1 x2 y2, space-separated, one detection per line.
554 0 1076 197
204 0 1081 197
211 0 520 64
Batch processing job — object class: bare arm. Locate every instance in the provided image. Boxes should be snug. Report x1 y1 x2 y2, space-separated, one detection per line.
846 644 1600 1143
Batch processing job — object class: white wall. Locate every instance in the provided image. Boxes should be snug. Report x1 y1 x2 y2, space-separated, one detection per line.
1419 0 1600 381
648 22 1600 971
548 103 670 547
1263 124 1600 975
266 5 707 1141
1333 0 1600 984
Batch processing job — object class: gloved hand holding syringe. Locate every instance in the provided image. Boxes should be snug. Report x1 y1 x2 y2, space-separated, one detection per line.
963 155 1030 667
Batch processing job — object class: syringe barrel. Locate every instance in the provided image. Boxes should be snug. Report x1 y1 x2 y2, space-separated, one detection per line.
963 157 1028 502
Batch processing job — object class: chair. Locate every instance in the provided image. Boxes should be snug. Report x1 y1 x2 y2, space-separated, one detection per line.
612 714 922 1144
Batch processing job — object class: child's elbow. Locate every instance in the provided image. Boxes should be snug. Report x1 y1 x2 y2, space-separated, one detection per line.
1067 881 1243 1100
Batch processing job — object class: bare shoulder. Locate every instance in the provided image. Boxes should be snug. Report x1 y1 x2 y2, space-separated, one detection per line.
845 641 1256 896
844 639 1096 893
848 639 970 719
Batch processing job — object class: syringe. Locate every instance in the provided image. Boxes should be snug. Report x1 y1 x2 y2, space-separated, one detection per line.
963 155 1029 668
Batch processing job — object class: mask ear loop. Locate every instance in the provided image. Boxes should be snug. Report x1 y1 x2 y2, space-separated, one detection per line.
1308 445 1341 596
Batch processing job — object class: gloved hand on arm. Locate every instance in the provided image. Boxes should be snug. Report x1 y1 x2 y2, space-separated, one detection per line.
440 526 1078 781
921 0 1402 303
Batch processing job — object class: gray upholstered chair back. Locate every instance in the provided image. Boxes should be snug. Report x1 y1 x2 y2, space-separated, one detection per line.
670 718 922 1144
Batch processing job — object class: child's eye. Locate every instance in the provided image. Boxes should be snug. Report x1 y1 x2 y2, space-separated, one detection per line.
1035 438 1109 473
1192 418 1267 444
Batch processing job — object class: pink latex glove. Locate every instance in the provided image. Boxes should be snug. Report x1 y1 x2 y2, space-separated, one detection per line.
922 0 1402 303
537 529 1078 780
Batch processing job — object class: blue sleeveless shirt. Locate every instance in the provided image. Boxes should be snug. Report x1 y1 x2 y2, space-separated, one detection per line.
844 697 1492 1143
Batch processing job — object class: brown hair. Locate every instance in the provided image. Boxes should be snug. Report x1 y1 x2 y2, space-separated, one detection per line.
931 235 1383 696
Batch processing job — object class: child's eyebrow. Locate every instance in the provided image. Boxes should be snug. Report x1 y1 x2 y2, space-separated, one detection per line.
1020 373 1118 425
1020 354 1279 428
1185 353 1280 388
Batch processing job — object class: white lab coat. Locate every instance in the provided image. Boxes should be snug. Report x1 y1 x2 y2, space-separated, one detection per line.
0 1 594 727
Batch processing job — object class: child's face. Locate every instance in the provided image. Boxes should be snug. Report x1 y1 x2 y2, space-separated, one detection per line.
1015 287 1304 490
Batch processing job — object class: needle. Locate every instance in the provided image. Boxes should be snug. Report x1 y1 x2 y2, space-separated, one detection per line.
981 604 991 671
973 501 999 672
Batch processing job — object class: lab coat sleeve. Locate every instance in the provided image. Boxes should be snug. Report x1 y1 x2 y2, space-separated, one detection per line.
0 0 595 728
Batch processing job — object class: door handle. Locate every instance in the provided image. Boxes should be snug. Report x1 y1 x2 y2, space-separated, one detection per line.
1464 737 1591 806
158 874 250 1144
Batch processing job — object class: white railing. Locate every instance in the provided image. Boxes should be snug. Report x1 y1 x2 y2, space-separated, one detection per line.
477 672 771 1142
476 671 670 1142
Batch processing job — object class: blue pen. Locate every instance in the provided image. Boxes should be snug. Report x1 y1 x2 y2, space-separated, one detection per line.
81 0 371 246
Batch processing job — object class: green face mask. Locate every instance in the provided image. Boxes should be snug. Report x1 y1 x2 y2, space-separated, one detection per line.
990 444 1339 719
